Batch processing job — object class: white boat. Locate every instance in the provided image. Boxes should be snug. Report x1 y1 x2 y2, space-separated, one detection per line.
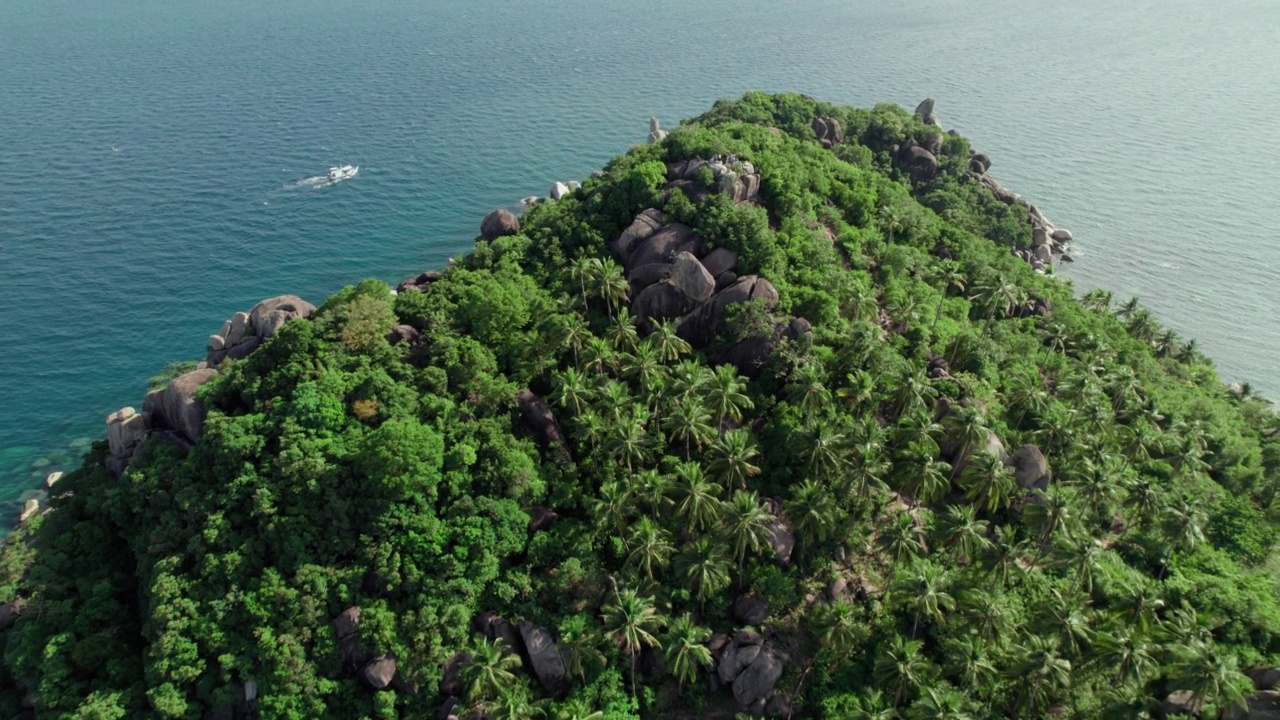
327 164 358 183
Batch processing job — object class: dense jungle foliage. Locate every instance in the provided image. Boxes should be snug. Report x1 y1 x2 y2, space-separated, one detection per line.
3 92 1280 720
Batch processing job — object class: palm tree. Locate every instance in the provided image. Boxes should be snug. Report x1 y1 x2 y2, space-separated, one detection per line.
958 587 1008 645
1094 625 1156 686
1169 642 1250 717
969 276 1024 335
461 636 523 705
877 510 929 569
592 257 629 320
897 455 952 506
958 451 1016 513
608 306 640 353
786 362 833 424
1023 488 1079 547
813 600 865 668
671 462 721 533
624 340 666 398
663 394 715 459
948 636 998 701
982 525 1026 586
1122 477 1164 531
891 367 938 420
604 406 652 472
1080 288 1113 313
569 256 598 314
934 505 991 565
873 635 930 706
489 687 548 719
600 588 664 699
590 480 634 543
897 562 955 637
910 686 975 720
930 260 967 331
554 701 605 720
626 516 675 580
1112 580 1164 634
1157 500 1206 580
705 364 754 426
558 614 606 686
1113 296 1141 323
943 405 991 480
1032 589 1094 658
648 318 691 362
707 428 762 492
661 613 712 689
668 359 713 400
1057 538 1104 594
554 312 592 366
552 367 595 416
804 423 851 482
836 369 877 415
721 490 775 575
675 536 733 604
847 435 891 502
784 478 840 548
573 408 606 454
582 336 619 376
1007 635 1072 717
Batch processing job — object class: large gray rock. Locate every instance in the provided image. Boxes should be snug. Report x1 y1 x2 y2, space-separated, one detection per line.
480 209 521 241
627 223 702 271
1227 690 1280 720
1249 667 1280 691
45 471 62 489
647 117 667 145
924 133 945 156
700 247 738 278
334 607 361 639
811 117 844 148
249 295 316 338
634 282 700 326
440 652 469 697
611 208 666 260
732 646 783 707
628 261 673 291
18 500 38 524
519 622 568 693
718 643 745 684
1161 690 1201 717
225 312 251 346
360 654 397 690
766 513 795 566
914 98 940 126
669 252 715 303
735 644 761 667
106 407 148 460
156 369 218 444
550 182 571 200
970 153 991 174
0 599 24 631
903 145 939 181
733 596 770 626
1005 444 1051 492
516 390 570 462
1051 228 1074 243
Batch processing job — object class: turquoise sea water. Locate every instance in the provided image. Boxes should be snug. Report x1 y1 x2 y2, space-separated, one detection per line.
2 0 1278 515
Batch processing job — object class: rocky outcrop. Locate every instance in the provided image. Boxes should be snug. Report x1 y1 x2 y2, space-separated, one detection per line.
765 500 795 566
0 599 25 631
550 182 571 201
334 606 368 674
732 596 769 626
899 142 939 182
1227 690 1280 720
18 500 39 524
914 98 940 127
480 209 521 241
611 208 666 259
647 117 667 145
359 654 397 690
519 622 568 693
1005 444 1051 492
145 368 217 445
1160 690 1201 717
733 645 783 707
1249 667 1280 691
632 252 715 325
396 270 442 294
105 406 149 477
207 295 315 367
44 471 62 489
516 390 571 462
476 611 522 658
811 117 843 148
666 156 762 205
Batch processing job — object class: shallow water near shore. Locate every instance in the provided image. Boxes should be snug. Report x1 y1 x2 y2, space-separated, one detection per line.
2 0 1277 516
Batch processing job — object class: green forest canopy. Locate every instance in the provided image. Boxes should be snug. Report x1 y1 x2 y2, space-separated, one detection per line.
3 92 1280 720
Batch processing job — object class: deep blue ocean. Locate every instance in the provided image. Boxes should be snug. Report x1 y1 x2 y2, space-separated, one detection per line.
2 0 1278 516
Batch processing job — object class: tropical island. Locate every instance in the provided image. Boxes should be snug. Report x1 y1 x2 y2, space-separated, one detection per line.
2 92 1279 720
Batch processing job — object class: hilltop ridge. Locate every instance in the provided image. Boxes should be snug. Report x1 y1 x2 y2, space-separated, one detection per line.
2 92 1279 720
